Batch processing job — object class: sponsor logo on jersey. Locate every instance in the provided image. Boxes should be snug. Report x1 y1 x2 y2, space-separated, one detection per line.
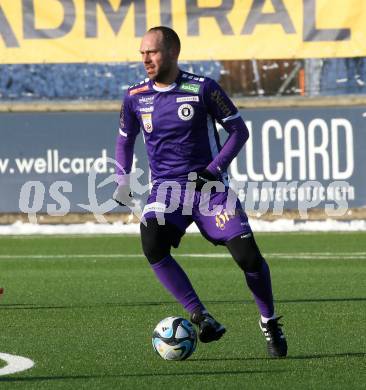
178 104 194 121
180 82 200 94
138 95 154 105
139 106 154 113
210 89 232 117
141 113 153 133
129 85 149 96
176 96 199 103
142 202 166 215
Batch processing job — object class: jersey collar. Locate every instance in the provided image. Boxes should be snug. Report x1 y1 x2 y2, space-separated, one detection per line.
152 82 177 92
150 70 183 92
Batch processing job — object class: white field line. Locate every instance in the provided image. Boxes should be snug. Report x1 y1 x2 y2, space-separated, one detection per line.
0 219 366 236
0 353 34 376
0 252 365 260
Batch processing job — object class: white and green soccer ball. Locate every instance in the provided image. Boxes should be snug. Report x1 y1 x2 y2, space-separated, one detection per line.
152 316 197 361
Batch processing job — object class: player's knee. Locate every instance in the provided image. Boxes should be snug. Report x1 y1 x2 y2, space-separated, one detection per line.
226 234 264 273
140 219 183 264
140 220 171 264
237 250 264 273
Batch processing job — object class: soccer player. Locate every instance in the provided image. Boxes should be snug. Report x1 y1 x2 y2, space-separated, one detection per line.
115 26 287 358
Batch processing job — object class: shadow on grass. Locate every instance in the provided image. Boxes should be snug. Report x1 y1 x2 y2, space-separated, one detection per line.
190 352 366 362
0 368 287 382
1 297 366 311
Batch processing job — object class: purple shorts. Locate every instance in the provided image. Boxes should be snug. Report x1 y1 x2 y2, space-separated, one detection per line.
142 181 252 245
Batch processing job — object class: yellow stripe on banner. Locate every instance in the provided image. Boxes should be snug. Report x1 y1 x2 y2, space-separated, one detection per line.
0 0 365 64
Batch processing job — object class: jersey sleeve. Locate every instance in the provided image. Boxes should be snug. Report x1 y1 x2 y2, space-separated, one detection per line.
203 79 249 177
115 92 140 180
203 78 239 124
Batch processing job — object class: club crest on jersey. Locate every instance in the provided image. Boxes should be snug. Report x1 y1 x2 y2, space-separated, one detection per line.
178 104 194 121
142 113 153 133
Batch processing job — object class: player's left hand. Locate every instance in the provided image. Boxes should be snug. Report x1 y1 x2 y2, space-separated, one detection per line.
195 169 221 191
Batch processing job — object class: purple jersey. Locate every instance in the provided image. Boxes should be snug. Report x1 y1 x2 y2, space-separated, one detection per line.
116 70 248 182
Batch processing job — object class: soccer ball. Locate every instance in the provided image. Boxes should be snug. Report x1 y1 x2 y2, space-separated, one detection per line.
152 316 197 361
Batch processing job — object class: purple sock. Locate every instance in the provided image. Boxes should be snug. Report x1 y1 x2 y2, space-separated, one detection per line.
151 255 205 314
244 260 274 318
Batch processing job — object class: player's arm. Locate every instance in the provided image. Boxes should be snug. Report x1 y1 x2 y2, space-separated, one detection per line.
114 93 140 206
202 79 249 179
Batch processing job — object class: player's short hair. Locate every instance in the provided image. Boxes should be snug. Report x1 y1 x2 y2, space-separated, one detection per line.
148 26 181 55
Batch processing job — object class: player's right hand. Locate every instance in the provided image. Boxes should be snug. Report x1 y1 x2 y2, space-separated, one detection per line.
113 184 134 207
195 169 221 192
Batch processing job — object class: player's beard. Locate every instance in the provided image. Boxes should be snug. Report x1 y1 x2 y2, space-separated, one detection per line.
154 66 172 83
151 55 175 84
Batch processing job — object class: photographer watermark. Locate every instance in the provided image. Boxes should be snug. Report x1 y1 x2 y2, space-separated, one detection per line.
18 157 354 224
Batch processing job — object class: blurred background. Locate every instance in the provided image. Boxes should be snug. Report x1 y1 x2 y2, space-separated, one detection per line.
1 58 365 100
1 0 365 100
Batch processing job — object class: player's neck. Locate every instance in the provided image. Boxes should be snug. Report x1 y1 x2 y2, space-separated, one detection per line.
154 67 180 88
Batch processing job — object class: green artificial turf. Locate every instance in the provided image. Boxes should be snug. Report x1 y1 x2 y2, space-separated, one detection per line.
0 232 365 389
